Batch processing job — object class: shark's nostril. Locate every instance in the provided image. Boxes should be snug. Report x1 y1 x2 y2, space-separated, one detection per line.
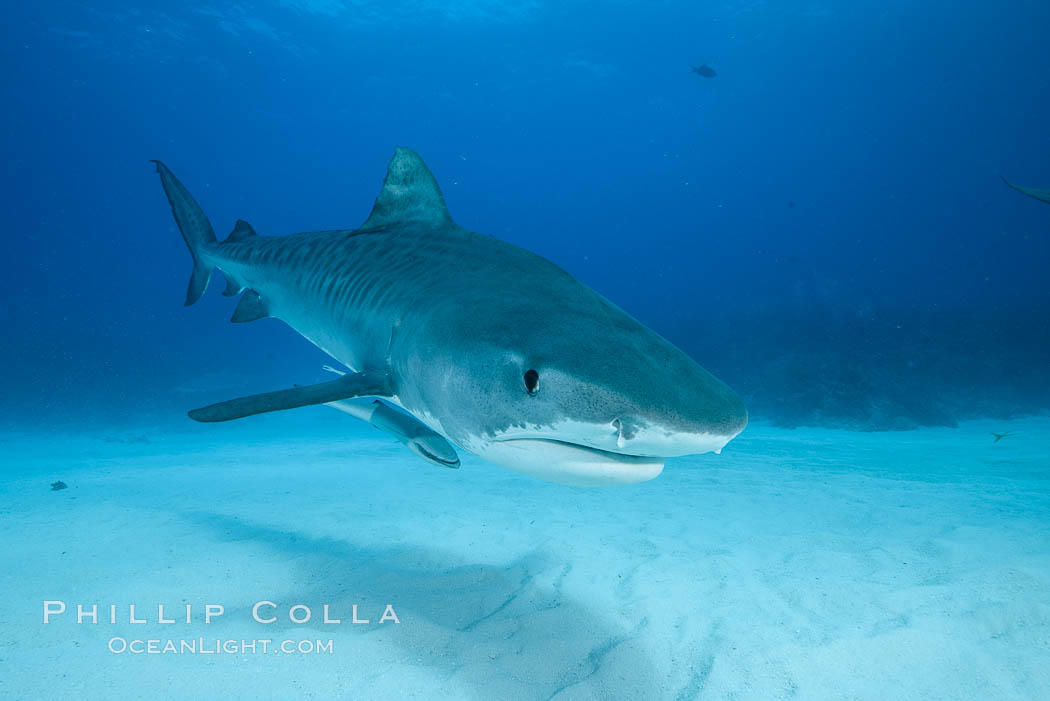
612 418 626 449
614 416 641 441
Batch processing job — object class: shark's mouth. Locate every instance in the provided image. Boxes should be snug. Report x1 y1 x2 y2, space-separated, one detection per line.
499 438 652 460
482 437 665 486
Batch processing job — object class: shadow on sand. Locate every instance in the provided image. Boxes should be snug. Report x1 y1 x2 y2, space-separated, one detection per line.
185 512 657 700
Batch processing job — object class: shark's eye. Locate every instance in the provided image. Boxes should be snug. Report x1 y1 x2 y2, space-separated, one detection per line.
523 369 540 395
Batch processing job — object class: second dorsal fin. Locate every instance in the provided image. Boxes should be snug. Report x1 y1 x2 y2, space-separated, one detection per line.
226 219 258 243
360 147 453 231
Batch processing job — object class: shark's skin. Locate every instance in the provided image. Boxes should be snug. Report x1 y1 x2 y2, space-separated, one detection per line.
1002 177 1050 205
154 148 747 485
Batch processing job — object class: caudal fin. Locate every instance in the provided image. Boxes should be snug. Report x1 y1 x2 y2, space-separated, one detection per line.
152 160 218 305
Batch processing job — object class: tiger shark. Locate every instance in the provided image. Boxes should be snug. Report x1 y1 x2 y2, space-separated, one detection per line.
154 148 747 485
1002 176 1050 205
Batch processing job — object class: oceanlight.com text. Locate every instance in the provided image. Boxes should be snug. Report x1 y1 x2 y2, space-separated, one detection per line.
107 637 335 655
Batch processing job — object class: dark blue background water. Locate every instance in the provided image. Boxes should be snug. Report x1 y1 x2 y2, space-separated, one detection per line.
4 1 1049 428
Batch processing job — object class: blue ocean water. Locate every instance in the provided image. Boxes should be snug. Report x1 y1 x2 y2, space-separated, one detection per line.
3 2 1050 699
4 0 1049 429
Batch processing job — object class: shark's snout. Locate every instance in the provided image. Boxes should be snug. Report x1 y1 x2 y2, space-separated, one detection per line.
492 357 748 458
600 406 745 459
611 411 745 458
594 360 748 458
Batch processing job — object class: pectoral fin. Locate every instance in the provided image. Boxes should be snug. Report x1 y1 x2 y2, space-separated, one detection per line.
314 364 459 467
325 398 460 468
369 401 460 468
189 372 391 423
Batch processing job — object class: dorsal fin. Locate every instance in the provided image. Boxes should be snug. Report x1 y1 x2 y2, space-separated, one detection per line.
361 147 453 231
226 219 258 243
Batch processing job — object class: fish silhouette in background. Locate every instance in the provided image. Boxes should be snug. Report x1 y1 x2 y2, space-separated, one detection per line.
991 431 1016 443
1002 176 1050 205
692 64 717 78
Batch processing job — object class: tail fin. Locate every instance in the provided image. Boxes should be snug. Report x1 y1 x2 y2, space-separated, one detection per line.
152 161 218 305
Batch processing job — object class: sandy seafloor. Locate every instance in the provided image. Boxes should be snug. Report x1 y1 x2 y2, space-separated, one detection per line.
2 409 1049 700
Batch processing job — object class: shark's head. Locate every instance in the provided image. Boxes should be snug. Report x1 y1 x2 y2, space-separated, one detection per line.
395 253 748 486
